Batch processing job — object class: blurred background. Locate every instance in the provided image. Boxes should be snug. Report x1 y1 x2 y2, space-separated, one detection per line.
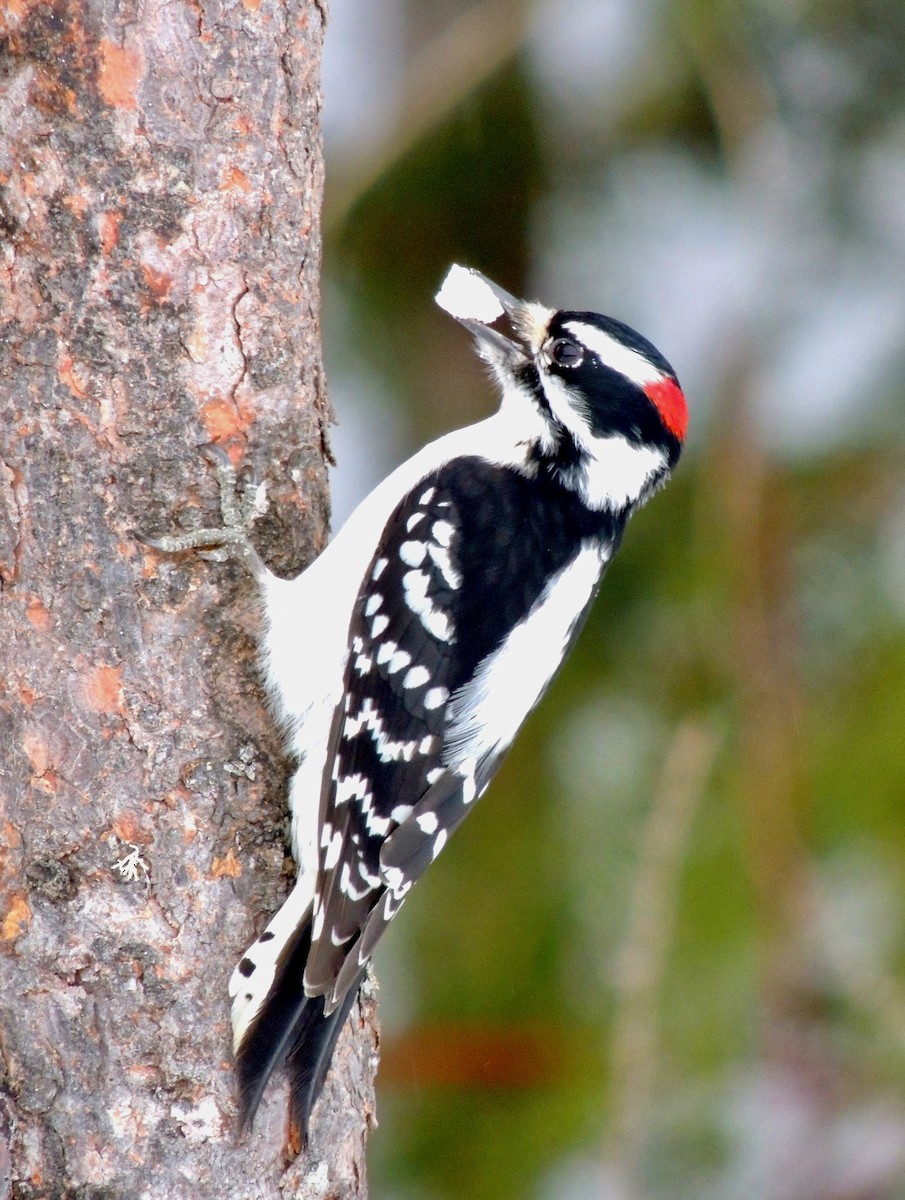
320 2 905 1196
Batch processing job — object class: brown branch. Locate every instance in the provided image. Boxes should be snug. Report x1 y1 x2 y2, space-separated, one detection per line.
605 720 718 1191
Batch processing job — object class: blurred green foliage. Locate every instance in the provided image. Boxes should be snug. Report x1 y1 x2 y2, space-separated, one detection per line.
323 1 905 1196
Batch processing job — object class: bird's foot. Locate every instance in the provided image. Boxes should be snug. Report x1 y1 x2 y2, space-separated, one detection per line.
135 444 268 579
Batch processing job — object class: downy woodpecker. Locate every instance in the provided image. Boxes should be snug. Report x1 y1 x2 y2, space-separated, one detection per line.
140 265 687 1138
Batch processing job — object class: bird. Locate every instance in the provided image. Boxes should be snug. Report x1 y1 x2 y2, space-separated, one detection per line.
138 264 687 1141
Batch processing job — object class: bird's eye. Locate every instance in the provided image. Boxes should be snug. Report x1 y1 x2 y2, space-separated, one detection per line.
549 338 583 368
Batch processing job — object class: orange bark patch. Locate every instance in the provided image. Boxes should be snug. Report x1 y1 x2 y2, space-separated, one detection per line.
22 729 51 776
97 39 143 110
58 353 89 398
1 894 31 943
23 730 58 793
141 261 172 301
210 848 242 879
0 0 40 32
161 784 192 810
112 814 150 845
25 596 50 629
98 210 122 254
63 191 89 218
221 166 251 192
84 664 125 714
242 0 262 10
200 397 247 442
2 822 22 851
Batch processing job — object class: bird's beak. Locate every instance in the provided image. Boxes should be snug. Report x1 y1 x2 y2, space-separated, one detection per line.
435 265 552 368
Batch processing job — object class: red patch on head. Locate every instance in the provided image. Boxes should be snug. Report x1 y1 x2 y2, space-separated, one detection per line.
644 377 688 442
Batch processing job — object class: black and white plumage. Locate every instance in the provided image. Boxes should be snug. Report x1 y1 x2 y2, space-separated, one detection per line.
143 265 687 1138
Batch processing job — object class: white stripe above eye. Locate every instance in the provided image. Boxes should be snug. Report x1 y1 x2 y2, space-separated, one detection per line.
563 320 664 387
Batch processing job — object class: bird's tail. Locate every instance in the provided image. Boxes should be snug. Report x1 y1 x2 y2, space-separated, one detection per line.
230 891 364 1138
285 981 363 1138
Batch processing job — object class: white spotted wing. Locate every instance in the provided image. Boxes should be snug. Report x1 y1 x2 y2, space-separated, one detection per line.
303 478 475 1004
303 456 607 1009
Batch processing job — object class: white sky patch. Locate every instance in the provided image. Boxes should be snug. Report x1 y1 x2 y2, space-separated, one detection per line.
752 262 905 455
549 693 660 809
534 150 752 414
321 0 405 159
529 0 659 133
323 286 406 528
535 131 905 460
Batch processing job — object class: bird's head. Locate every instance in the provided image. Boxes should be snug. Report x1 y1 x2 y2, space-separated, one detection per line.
436 265 687 512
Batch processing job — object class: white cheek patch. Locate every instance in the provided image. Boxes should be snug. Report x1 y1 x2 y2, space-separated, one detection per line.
563 320 663 388
579 438 667 511
541 372 593 446
540 374 667 511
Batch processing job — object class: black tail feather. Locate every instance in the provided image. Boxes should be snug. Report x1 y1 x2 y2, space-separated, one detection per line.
285 976 364 1140
235 915 365 1140
235 917 313 1130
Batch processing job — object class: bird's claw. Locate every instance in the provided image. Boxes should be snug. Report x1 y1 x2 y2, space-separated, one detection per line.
135 445 268 579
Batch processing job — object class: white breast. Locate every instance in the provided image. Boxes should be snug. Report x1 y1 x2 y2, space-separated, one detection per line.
443 543 607 769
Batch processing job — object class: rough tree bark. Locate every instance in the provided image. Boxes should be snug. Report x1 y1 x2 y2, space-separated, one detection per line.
0 2 377 1197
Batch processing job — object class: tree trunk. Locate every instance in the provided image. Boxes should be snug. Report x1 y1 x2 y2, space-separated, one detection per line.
0 2 377 1196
